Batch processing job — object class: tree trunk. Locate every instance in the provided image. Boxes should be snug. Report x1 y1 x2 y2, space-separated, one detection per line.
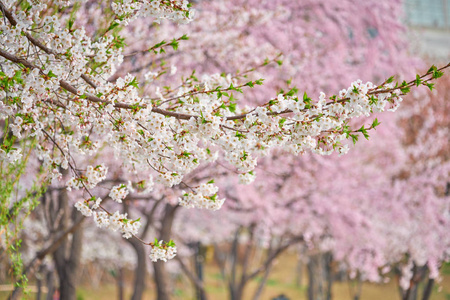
402 265 429 300
193 242 207 300
53 223 83 300
403 284 418 300
127 237 147 300
252 263 273 300
422 278 434 300
36 275 43 300
307 252 332 300
45 269 55 300
153 204 178 300
228 229 241 300
296 258 304 287
153 261 171 300
228 283 244 300
351 278 363 300
52 188 83 300
116 266 124 300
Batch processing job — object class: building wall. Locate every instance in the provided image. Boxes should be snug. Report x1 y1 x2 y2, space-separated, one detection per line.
405 0 450 28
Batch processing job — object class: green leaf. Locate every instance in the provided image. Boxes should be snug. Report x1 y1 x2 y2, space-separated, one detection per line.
228 102 236 113
153 40 166 48
228 83 243 93
415 74 422 87
47 70 57 78
68 18 74 30
369 95 377 105
106 22 119 32
303 92 310 101
371 118 380 129
400 87 410 94
128 77 139 88
432 69 444 79
169 39 179 51
303 92 311 108
386 76 394 83
427 65 437 73
235 131 245 140
356 125 369 139
286 87 298 97
245 81 254 88
182 151 192 157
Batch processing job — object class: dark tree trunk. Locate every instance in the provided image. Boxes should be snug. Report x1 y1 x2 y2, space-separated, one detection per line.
307 252 332 300
193 242 207 300
153 261 171 300
53 223 83 300
123 196 163 300
228 229 241 300
127 237 147 300
153 204 178 300
422 278 434 300
116 266 125 300
252 263 273 300
36 273 43 300
45 270 55 300
231 287 244 300
351 279 363 300
296 258 304 287
402 265 430 300
228 282 244 300
52 188 84 300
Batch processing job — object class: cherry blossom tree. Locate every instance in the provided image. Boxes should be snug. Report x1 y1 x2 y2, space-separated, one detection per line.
0 0 449 299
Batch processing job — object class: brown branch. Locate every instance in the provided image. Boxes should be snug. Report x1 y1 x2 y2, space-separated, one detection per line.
174 255 206 291
244 236 303 282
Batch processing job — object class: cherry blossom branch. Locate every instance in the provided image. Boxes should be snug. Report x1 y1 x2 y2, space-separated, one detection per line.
1 39 448 125
0 2 97 89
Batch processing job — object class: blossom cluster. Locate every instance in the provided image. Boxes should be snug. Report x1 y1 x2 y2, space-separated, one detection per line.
90 210 142 239
238 171 256 185
109 184 130 203
0 148 22 164
149 240 177 262
179 182 226 210
66 164 108 190
112 0 194 25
